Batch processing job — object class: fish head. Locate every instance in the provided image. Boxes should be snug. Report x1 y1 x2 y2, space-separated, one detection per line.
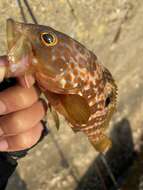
7 19 89 93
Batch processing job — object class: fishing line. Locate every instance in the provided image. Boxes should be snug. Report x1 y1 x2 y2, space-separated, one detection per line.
94 159 108 190
23 0 38 24
17 0 38 24
16 0 27 23
16 0 120 189
100 153 120 190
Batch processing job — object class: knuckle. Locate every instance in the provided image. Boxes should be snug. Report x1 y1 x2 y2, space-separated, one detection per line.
18 91 33 107
19 135 35 149
10 114 23 132
17 87 39 107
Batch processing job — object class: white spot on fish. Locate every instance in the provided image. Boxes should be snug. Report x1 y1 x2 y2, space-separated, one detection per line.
77 91 83 96
87 94 92 98
60 78 66 87
52 55 56 62
32 58 38 64
73 83 78 88
61 56 66 61
60 68 64 72
89 99 97 107
84 84 90 91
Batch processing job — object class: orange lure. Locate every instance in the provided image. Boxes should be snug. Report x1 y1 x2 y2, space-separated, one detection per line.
5 19 117 152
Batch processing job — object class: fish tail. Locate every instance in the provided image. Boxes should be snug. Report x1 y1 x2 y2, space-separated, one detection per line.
82 127 112 152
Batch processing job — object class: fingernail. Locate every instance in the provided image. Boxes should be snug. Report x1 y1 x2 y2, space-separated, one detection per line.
0 139 8 150
0 100 6 114
0 128 4 136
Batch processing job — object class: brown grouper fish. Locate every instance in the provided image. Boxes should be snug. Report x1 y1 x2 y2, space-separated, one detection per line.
4 19 117 152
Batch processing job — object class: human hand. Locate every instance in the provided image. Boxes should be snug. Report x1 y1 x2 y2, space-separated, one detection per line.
0 56 47 152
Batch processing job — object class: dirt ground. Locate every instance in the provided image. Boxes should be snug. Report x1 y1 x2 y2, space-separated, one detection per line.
0 0 143 190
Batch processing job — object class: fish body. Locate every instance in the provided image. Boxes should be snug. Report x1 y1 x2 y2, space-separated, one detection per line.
5 19 117 152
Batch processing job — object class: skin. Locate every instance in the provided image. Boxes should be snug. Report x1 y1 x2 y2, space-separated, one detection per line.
0 56 47 152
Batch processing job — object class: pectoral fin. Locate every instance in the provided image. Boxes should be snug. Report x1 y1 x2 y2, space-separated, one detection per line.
45 91 90 127
60 94 90 125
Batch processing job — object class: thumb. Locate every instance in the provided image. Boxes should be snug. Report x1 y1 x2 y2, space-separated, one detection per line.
18 74 35 88
0 56 8 82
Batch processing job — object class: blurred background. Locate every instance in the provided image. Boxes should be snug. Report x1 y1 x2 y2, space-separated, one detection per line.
0 0 143 189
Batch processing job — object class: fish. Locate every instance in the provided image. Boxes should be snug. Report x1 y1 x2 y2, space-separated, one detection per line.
4 18 117 153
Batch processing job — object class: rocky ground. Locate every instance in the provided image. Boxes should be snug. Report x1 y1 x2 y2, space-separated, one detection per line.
0 0 143 189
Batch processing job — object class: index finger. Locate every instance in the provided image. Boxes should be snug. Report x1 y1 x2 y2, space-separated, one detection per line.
0 85 40 115
0 56 8 82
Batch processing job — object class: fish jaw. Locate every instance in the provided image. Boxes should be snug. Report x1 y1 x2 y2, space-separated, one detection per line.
6 19 33 77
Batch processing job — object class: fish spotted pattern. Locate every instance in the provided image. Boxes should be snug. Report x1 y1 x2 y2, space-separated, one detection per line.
6 19 117 152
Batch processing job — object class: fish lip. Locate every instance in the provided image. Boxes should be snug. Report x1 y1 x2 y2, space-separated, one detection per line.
7 18 15 34
7 18 16 49
7 19 24 48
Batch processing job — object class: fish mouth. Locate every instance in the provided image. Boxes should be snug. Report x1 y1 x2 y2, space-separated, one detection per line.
7 18 26 49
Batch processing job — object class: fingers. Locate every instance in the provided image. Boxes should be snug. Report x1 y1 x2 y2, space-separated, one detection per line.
0 99 47 152
0 55 35 88
0 100 46 136
0 85 40 115
0 56 8 82
0 56 47 152
0 122 43 152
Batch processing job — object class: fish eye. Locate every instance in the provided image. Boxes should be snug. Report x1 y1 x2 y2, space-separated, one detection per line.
40 32 58 46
